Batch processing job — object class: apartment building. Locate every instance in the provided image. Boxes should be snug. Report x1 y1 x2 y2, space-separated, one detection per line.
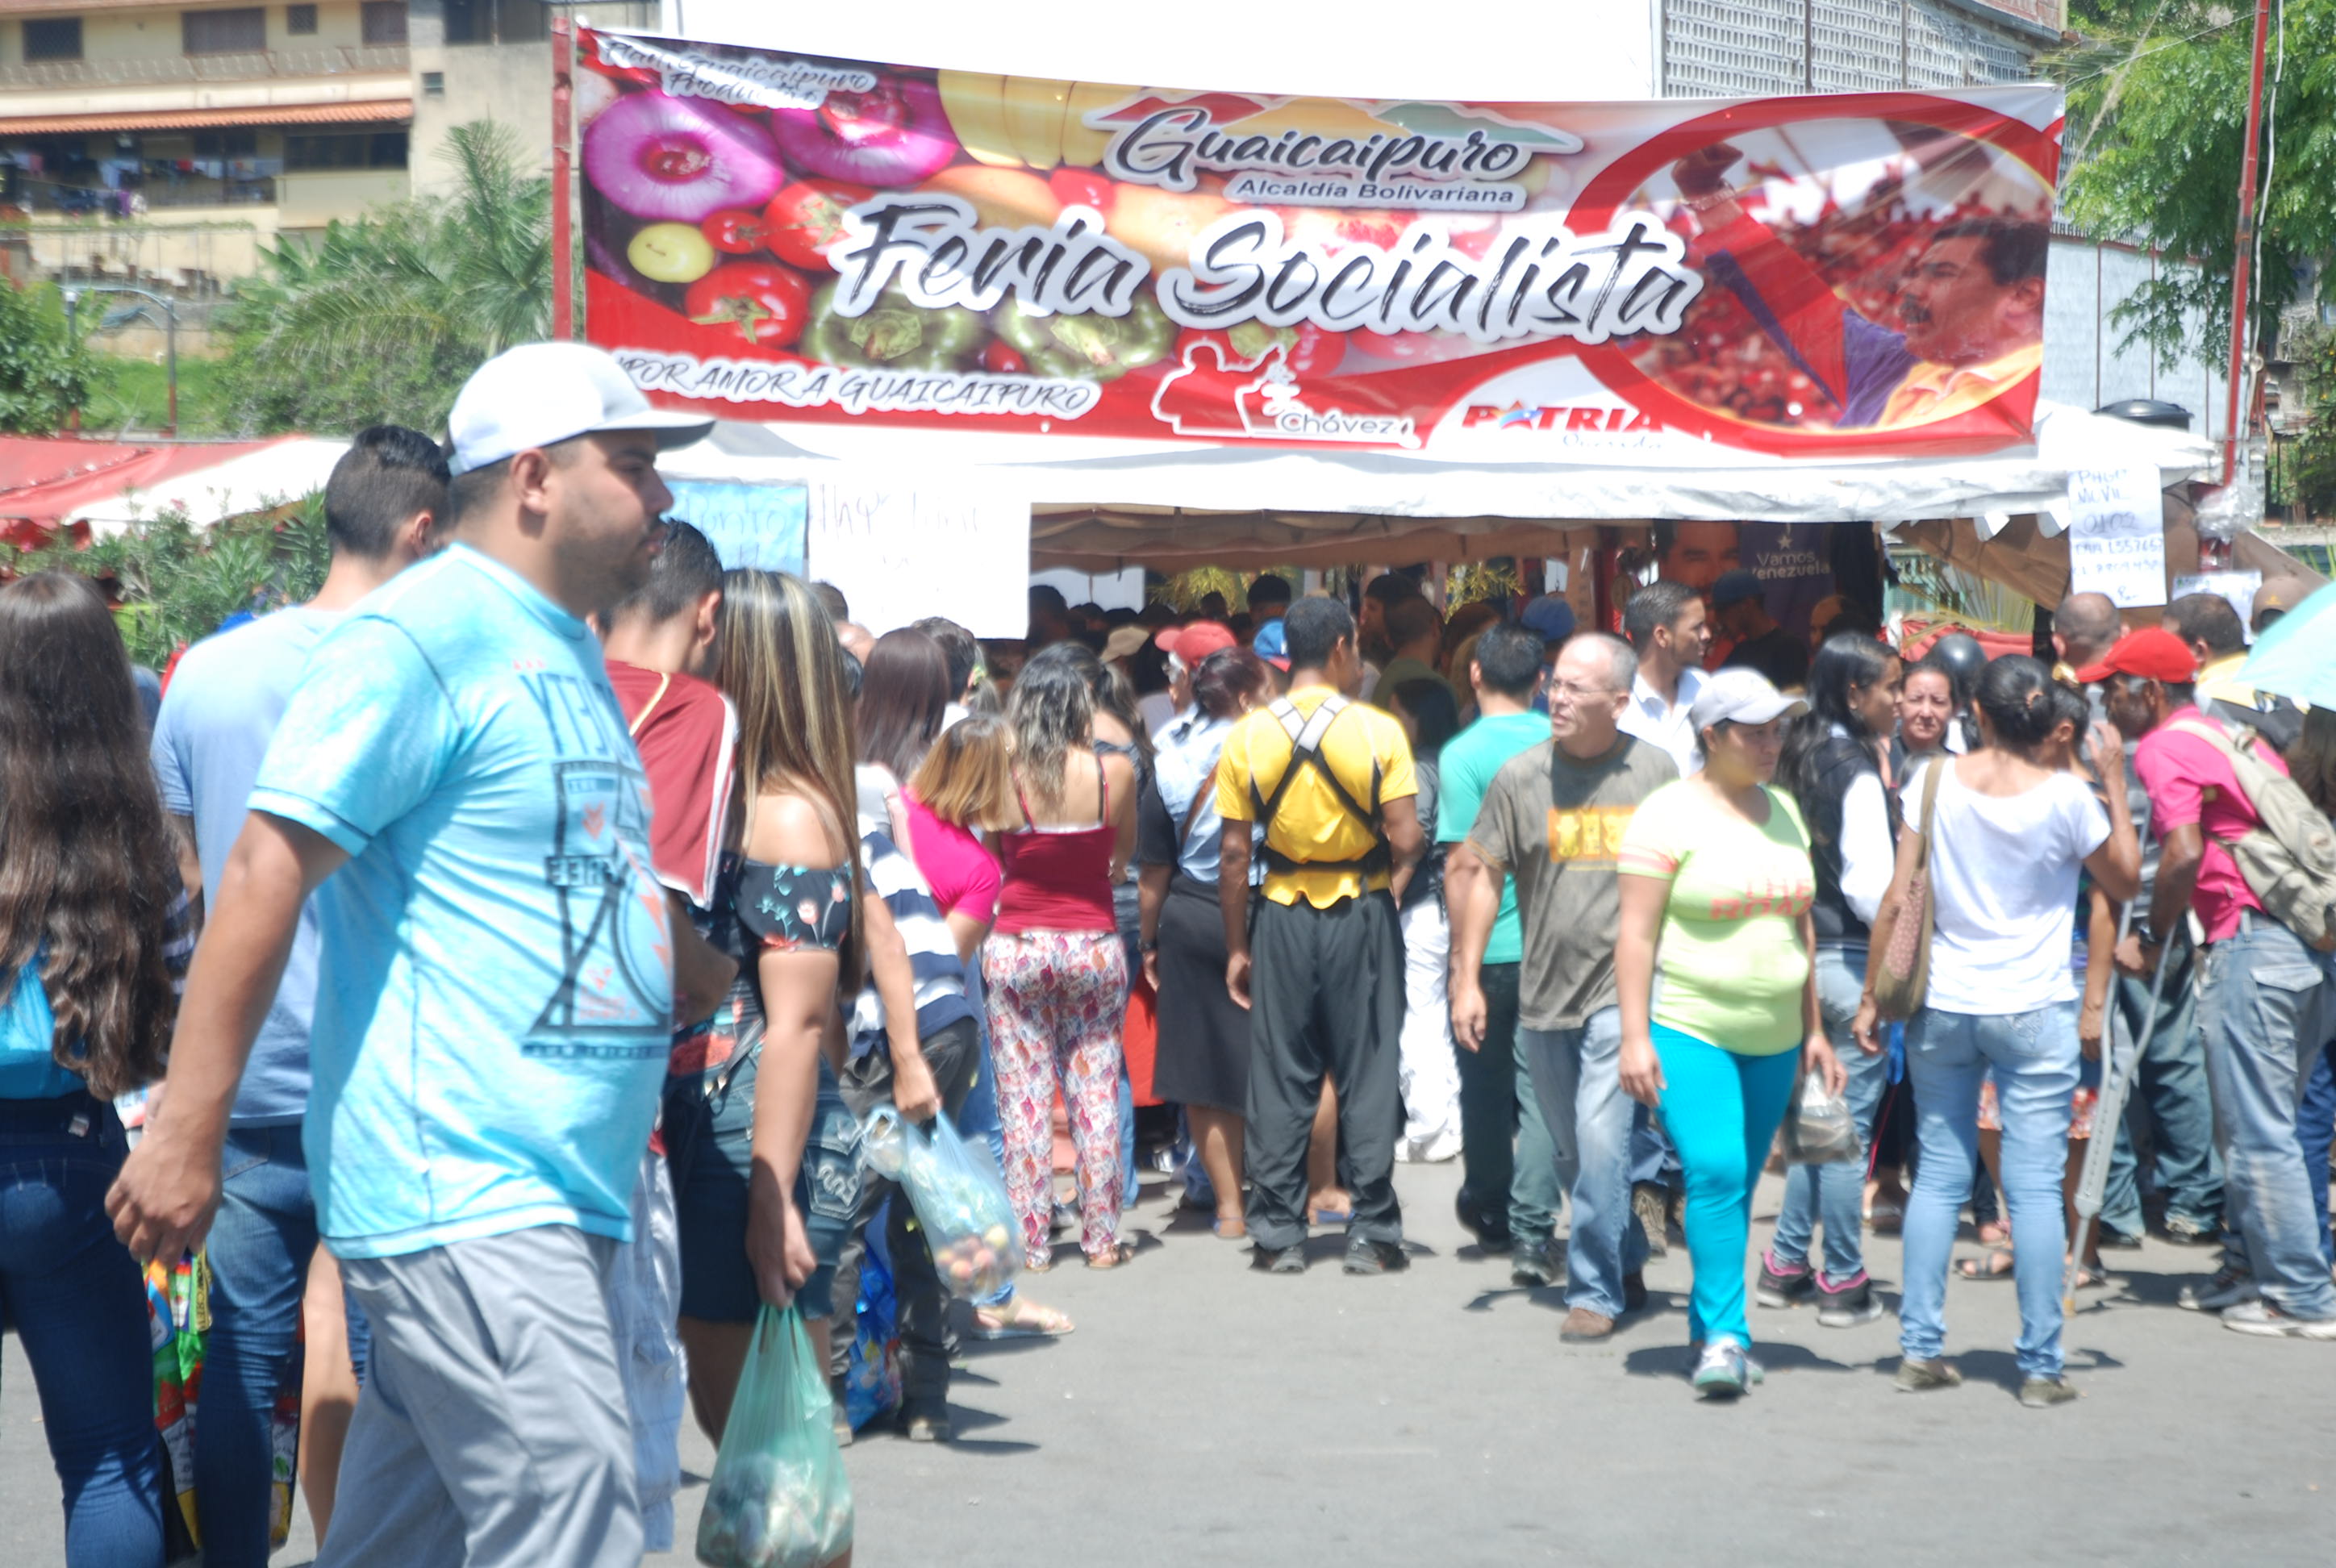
0 0 649 286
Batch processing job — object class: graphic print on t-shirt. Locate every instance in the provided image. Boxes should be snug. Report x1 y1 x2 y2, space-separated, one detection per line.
521 667 672 1051
1547 805 1636 863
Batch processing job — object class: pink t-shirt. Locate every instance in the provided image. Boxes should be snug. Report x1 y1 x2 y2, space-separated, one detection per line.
900 793 1001 925
2134 711 2288 943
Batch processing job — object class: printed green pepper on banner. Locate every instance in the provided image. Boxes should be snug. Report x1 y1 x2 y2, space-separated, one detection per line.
989 293 1174 382
801 282 987 370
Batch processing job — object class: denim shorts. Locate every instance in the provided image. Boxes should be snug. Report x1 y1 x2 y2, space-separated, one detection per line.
662 1045 861 1322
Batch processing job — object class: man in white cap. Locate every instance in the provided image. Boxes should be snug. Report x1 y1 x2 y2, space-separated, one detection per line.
108 343 712 1566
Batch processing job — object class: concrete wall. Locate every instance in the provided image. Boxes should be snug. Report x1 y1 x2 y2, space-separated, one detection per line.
277 166 407 222
407 1 648 190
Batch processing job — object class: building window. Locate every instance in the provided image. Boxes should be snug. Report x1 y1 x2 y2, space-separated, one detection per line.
444 0 546 46
182 7 269 54
286 4 318 34
283 130 409 170
421 70 444 95
23 17 84 60
359 1 407 44
193 129 261 159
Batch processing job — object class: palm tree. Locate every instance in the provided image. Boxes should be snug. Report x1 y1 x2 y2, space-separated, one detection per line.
219 120 552 434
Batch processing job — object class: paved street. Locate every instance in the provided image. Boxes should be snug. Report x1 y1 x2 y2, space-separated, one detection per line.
6 1160 2331 1566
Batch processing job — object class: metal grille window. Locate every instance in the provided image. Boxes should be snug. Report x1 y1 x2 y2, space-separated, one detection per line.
286 4 318 35
284 130 410 170
181 7 268 55
23 17 83 60
1660 0 2043 96
360 1 407 44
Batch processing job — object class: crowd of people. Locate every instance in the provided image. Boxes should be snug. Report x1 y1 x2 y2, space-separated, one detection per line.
2 337 2333 1565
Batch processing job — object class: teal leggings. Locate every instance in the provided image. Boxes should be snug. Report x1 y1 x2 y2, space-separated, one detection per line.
1652 1024 1800 1349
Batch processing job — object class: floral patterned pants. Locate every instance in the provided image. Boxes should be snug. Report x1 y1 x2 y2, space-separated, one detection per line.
982 930 1128 1268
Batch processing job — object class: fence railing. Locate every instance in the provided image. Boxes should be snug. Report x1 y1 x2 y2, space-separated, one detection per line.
0 45 408 90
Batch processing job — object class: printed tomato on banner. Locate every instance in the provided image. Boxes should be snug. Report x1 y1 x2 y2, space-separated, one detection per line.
578 28 2063 461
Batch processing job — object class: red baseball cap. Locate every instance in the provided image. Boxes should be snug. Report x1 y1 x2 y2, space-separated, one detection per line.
1154 620 1237 665
2073 627 2197 685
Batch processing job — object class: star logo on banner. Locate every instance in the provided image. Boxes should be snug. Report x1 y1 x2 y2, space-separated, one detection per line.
1497 401 1541 428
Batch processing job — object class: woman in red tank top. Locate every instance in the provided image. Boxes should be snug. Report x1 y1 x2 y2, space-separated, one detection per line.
984 644 1138 1270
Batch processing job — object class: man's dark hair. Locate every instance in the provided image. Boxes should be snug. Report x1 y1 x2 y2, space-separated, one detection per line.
1470 622 1543 699
1386 594 1441 651
1623 580 1700 650
1282 595 1355 671
1247 573 1293 610
1028 584 1068 615
607 519 722 628
2166 592 2246 658
326 424 448 557
1364 571 1422 608
913 615 980 699
811 581 849 622
1929 217 2050 286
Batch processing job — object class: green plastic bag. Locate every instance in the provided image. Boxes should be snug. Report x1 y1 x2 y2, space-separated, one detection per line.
696 1304 854 1568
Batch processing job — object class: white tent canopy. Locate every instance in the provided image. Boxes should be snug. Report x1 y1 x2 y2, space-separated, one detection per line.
73 438 352 537
660 402 2213 572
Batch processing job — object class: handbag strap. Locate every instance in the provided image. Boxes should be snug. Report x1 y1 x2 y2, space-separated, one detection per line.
1908 755 1945 874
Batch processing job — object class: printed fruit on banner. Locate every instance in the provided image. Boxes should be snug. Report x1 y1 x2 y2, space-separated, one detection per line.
935 73 1134 170
629 221 718 283
1047 167 1116 215
1109 184 1233 273
685 262 812 348
800 281 987 369
920 165 1062 231
992 293 1174 381
585 91 787 222
762 178 874 270
701 208 772 255
767 76 959 185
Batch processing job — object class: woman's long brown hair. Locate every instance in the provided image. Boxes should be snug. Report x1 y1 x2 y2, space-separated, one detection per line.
0 573 177 1096
715 568 864 983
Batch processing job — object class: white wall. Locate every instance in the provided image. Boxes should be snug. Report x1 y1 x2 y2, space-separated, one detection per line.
2042 237 2232 444
661 2 1662 100
1032 567 1146 613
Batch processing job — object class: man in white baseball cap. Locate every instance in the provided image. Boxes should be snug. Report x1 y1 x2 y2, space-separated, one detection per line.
110 342 712 1566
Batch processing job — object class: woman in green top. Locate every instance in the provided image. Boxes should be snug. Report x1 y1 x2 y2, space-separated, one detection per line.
1615 669 1846 1399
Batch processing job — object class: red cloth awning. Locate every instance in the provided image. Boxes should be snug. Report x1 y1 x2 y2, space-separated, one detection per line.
0 101 412 135
0 436 286 548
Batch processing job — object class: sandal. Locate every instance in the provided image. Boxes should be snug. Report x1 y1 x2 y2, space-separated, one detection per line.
1866 1199 1904 1236
970 1298 1076 1339
2071 1262 2116 1291
1086 1241 1137 1270
1212 1217 1248 1241
1975 1220 2012 1247
1957 1249 2016 1281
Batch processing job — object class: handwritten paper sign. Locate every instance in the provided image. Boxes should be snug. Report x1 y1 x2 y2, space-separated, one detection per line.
807 481 1029 637
667 481 807 573
2066 466 2167 608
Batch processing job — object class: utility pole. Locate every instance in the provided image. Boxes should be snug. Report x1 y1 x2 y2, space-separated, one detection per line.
2221 0 2273 486
551 9 575 340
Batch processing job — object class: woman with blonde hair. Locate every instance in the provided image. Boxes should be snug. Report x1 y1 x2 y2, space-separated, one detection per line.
669 569 907 1445
987 642 1139 1270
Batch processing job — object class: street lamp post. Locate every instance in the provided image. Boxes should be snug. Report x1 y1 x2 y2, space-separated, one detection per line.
62 282 181 436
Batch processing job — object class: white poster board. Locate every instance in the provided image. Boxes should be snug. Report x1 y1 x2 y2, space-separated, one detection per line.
807 481 1031 638
2170 571 2263 642
2066 466 2167 607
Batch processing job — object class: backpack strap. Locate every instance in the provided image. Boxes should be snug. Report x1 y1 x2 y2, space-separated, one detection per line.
1249 694 1389 877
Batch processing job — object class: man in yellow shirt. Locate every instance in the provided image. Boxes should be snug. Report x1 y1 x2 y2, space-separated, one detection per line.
1216 597 1426 1275
2170 590 2303 752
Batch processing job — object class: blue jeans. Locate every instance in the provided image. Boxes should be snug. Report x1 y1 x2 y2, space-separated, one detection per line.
198 1123 373 1567
1900 1003 2078 1378
2099 942 2223 1236
0 1093 165 1568
1456 963 1562 1244
2301 1041 2336 1269
1649 1025 1800 1349
1771 947 1889 1283
1520 1007 1649 1318
2197 915 2336 1318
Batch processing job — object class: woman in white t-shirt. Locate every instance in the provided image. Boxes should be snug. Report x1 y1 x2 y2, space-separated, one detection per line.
1855 656 2138 1408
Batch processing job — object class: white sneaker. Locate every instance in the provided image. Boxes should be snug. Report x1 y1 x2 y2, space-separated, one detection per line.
1410 1128 1463 1164
1691 1337 1765 1399
2221 1299 2336 1340
2176 1266 2259 1312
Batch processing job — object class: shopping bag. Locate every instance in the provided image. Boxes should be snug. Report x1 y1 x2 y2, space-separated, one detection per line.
1781 1073 1860 1166
860 1107 1020 1299
1871 760 1943 1021
695 1305 854 1568
841 1212 902 1432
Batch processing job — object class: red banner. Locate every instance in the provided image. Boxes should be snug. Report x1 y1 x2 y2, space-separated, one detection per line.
579 27 2062 461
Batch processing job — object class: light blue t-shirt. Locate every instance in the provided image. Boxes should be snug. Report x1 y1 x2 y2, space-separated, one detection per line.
152 605 340 1126
249 545 673 1259
1435 711 1550 966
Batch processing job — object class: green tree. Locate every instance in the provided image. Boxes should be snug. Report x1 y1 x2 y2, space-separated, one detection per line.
2055 1 2336 368
0 280 100 432
218 119 551 434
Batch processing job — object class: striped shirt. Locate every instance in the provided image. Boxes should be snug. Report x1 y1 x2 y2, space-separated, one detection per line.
849 824 979 1057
